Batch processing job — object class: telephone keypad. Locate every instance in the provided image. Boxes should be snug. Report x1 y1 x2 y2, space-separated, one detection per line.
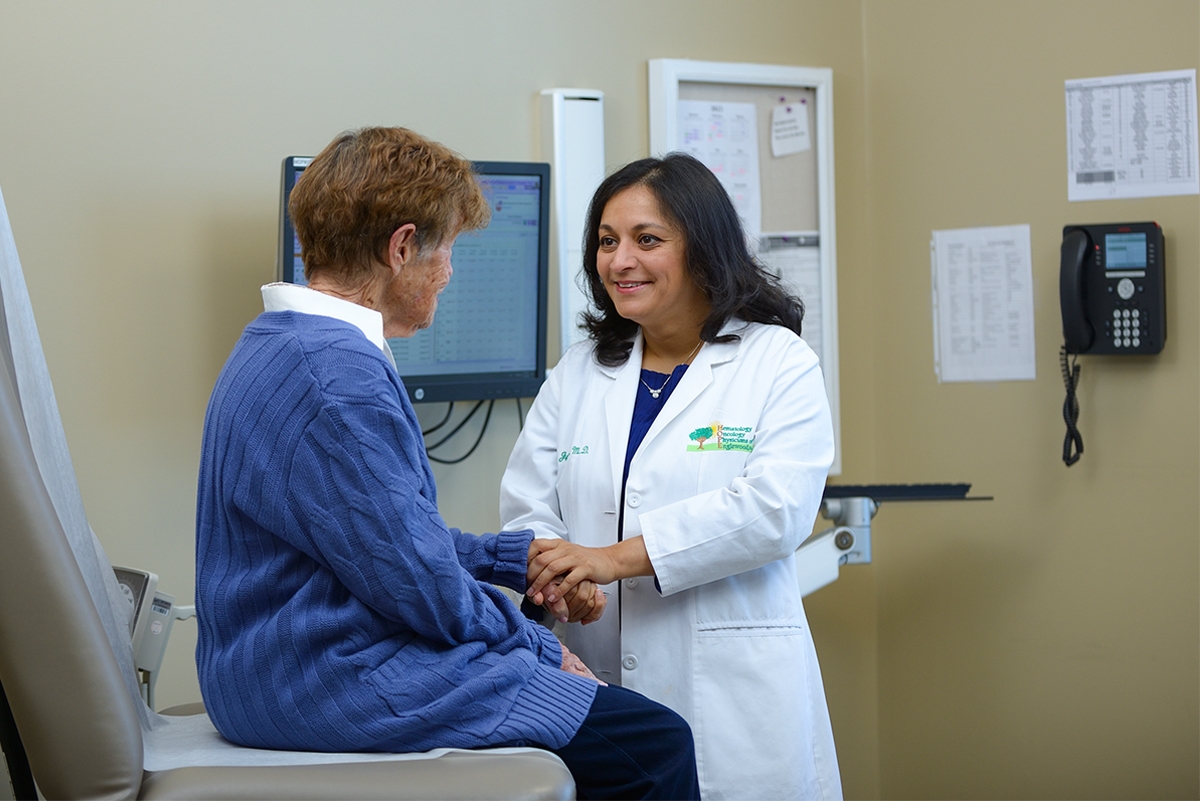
1106 304 1151 349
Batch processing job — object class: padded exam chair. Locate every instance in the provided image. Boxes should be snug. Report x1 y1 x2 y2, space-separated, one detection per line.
0 186 574 800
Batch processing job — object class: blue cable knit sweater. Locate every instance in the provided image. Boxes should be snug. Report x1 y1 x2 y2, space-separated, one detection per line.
195 311 596 752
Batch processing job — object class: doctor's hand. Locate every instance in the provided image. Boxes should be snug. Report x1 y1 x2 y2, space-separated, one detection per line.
528 538 645 609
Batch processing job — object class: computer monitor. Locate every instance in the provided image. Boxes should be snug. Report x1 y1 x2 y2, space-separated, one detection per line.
277 157 550 404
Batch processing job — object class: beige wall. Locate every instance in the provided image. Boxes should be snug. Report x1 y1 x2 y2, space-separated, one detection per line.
861 1 1199 798
0 1 1194 798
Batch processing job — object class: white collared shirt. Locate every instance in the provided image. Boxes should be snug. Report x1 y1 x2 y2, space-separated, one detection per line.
260 282 397 369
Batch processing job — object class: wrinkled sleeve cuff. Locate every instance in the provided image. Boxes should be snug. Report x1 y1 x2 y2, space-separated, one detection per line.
492 528 534 593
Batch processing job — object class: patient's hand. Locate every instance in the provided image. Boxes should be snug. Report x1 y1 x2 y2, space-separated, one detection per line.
560 643 606 685
545 579 607 625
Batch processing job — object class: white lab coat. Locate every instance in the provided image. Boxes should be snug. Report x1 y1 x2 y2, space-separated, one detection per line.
500 319 842 801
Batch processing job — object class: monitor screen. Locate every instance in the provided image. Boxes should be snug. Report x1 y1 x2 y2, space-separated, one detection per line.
277 157 549 404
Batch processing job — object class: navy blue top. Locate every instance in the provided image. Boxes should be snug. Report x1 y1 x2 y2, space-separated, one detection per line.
619 365 688 540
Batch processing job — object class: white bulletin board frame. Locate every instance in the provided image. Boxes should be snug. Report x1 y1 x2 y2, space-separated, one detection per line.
649 59 841 474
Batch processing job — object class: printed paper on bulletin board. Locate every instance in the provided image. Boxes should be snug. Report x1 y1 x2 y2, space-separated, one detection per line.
678 82 818 234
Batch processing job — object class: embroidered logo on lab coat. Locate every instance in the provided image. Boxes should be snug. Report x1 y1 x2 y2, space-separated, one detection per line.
687 421 754 452
558 445 591 463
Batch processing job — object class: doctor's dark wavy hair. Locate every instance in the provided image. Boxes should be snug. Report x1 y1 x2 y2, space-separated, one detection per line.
580 152 804 366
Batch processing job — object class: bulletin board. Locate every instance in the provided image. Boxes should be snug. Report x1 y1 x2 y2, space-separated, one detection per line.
649 59 841 474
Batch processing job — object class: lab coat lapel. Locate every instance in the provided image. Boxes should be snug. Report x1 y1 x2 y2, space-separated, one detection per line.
602 334 642 512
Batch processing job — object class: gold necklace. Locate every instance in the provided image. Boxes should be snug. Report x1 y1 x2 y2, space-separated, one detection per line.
640 340 703 399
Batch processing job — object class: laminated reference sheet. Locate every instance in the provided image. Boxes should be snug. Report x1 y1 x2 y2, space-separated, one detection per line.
931 225 1036 383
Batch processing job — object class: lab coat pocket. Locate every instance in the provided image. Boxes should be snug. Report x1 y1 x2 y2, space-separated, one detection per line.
692 626 821 800
696 449 749 492
692 414 751 491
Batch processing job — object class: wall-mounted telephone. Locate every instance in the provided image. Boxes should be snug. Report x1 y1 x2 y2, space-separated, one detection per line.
1058 222 1166 465
1060 222 1166 355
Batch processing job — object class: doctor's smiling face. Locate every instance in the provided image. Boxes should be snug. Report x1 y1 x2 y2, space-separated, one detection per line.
596 185 711 337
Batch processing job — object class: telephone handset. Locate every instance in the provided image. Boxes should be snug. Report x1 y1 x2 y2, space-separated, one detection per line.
1059 229 1093 352
1058 222 1166 465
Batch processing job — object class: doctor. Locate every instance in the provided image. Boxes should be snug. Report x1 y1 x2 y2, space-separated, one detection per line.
501 153 843 800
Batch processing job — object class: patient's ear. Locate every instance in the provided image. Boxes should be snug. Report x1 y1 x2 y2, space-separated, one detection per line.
388 224 418 274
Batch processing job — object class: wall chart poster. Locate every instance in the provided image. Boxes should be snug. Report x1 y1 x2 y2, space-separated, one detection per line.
1065 69 1198 201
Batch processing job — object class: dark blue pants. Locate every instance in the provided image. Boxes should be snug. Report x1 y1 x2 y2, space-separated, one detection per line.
549 684 700 800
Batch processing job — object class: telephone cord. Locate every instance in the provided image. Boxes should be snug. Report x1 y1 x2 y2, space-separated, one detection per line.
1060 346 1083 466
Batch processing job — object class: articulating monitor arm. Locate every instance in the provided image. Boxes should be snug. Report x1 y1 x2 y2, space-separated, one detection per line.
797 484 992 597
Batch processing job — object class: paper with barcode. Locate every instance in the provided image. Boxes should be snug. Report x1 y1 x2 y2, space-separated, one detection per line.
1065 69 1198 201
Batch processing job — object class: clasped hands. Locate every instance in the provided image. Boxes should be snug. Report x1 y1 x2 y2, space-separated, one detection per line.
525 538 617 625
525 535 654 626
527 537 653 684
527 538 620 686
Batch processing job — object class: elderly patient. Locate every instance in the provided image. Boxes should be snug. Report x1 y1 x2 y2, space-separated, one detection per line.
195 127 698 800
